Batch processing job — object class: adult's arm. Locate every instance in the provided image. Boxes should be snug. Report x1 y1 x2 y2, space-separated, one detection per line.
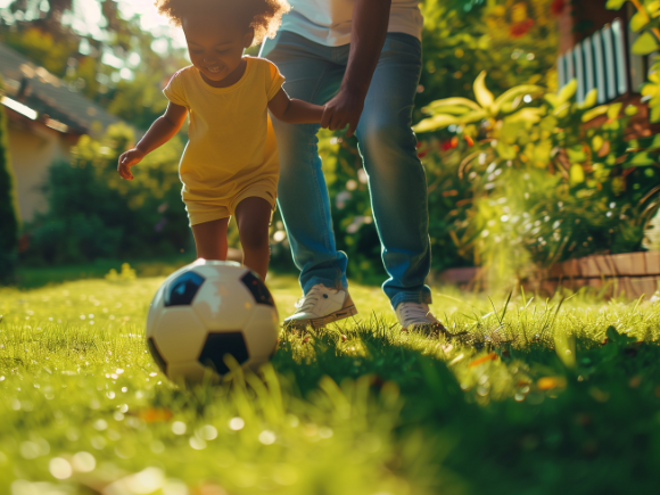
321 0 392 137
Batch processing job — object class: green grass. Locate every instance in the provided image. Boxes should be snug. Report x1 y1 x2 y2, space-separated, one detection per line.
2 274 660 494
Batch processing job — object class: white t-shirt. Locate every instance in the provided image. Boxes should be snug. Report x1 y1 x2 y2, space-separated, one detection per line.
280 0 423 46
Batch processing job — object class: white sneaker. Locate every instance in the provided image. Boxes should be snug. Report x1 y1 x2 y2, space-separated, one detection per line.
285 284 358 327
396 302 442 332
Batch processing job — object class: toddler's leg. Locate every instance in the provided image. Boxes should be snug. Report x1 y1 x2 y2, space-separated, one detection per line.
234 197 272 280
191 218 230 260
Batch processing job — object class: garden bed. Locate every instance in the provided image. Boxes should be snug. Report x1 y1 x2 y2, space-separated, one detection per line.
536 251 660 299
438 252 660 299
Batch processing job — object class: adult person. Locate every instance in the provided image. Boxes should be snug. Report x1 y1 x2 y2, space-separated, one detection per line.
260 0 440 331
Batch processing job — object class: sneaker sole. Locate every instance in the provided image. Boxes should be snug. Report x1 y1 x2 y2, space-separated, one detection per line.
285 295 358 328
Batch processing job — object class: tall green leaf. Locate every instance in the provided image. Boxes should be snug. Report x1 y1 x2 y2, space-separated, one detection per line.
632 32 659 55
492 85 544 114
605 0 627 8
413 114 460 133
473 71 494 111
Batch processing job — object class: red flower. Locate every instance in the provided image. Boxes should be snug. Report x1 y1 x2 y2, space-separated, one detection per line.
440 140 453 152
510 18 534 38
550 0 564 17
417 150 428 158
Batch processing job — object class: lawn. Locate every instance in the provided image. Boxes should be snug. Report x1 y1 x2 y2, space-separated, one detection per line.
1 271 660 494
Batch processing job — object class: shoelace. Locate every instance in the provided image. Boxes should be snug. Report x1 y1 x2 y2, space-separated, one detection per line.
400 303 431 325
294 287 323 313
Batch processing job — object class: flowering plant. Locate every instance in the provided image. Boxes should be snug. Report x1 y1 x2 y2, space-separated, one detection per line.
414 73 660 274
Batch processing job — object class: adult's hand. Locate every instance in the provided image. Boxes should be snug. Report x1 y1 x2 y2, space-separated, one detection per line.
320 0 391 138
320 89 366 138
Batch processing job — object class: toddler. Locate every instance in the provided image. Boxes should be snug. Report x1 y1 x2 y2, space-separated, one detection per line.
118 0 325 280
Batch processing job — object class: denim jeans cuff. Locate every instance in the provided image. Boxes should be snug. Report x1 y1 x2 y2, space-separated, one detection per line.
390 290 433 310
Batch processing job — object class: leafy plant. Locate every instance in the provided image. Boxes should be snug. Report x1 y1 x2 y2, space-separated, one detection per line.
414 73 660 273
21 124 192 265
607 0 660 122
0 79 18 284
105 262 137 283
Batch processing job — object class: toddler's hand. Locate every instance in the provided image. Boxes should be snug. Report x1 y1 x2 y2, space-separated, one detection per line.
118 148 145 181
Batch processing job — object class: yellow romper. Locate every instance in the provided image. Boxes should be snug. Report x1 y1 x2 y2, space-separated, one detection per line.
163 56 285 226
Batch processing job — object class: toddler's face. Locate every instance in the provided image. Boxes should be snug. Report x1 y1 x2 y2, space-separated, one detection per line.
183 14 253 85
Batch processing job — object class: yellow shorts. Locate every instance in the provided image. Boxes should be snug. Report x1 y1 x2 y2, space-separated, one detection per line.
185 186 277 227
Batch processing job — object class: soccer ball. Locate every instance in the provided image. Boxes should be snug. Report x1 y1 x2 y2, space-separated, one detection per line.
146 259 279 383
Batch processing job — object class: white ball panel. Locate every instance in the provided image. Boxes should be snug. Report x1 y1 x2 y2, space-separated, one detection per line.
190 262 245 282
145 284 165 338
153 307 208 364
242 305 279 361
193 259 242 270
192 265 254 331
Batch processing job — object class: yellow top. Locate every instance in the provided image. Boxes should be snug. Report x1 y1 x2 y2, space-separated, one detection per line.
163 57 285 205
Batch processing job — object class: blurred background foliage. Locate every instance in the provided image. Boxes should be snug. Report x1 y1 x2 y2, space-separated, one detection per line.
0 73 17 283
415 76 659 278
3 0 660 285
21 124 191 265
0 0 188 128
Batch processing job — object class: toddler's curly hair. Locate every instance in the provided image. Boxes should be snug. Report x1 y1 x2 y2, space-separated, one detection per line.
156 0 290 45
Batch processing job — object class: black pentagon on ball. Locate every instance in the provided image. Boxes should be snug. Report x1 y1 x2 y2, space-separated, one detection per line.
241 272 275 307
164 271 205 307
198 332 249 375
147 337 167 375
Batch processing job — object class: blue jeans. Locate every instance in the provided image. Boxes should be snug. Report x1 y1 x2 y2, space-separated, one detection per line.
260 31 431 309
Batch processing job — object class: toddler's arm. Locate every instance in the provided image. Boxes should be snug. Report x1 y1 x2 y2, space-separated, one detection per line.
268 89 324 125
118 102 188 181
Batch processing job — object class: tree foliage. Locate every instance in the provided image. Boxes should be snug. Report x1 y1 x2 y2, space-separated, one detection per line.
0 0 188 128
21 124 191 264
0 77 18 283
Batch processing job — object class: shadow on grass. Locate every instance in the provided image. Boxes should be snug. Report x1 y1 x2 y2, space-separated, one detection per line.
270 317 660 494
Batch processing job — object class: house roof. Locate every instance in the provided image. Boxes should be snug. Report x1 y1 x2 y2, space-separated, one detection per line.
0 42 121 135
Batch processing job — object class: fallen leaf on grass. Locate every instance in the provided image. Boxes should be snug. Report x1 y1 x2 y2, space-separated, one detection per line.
537 377 567 390
193 484 229 495
102 467 164 495
137 408 173 423
468 352 498 368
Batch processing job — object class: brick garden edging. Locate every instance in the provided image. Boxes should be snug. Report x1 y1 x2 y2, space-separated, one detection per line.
537 252 660 299
436 252 660 299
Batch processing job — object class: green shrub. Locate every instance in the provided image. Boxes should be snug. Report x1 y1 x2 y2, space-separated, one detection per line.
22 124 193 265
415 75 660 275
0 85 18 283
